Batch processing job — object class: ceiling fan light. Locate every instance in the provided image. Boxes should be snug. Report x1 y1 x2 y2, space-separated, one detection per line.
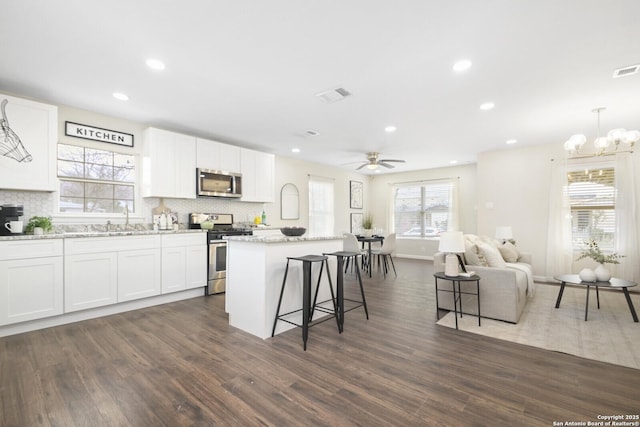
366 163 378 170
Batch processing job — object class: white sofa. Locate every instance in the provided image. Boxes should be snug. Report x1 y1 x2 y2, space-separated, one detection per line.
433 235 534 323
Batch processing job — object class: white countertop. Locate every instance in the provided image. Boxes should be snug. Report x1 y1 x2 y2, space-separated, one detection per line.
0 229 205 241
226 234 343 244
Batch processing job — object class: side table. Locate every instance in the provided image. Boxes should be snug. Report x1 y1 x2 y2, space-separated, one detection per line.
434 272 481 330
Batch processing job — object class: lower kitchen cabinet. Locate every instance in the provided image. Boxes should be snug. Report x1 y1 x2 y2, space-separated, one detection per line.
64 252 118 313
0 239 64 326
64 235 162 310
118 248 161 302
161 233 206 294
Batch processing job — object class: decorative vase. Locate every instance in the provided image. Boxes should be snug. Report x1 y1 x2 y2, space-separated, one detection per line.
594 264 611 282
363 229 373 237
33 227 43 235
578 268 596 282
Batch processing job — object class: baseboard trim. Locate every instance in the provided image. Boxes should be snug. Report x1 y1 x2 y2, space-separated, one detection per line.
396 254 433 261
0 287 205 338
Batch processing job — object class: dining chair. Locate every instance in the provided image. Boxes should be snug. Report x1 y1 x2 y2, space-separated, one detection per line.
343 233 368 273
371 233 397 277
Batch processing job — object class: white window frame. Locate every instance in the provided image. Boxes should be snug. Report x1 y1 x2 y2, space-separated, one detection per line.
392 178 458 238
54 142 142 224
308 176 334 237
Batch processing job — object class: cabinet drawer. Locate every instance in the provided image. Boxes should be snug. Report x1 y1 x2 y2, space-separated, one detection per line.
65 235 161 255
0 239 63 261
161 232 206 248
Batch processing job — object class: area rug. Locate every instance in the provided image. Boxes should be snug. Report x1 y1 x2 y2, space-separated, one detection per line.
436 283 640 369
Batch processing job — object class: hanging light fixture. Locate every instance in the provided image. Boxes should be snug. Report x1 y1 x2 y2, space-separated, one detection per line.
564 107 638 158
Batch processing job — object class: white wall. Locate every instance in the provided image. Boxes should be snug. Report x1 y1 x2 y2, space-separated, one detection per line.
476 142 640 279
269 156 370 234
367 163 478 259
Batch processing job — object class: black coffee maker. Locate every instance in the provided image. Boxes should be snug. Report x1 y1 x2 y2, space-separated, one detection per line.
0 204 24 236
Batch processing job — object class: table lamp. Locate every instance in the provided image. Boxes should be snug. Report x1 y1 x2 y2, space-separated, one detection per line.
495 226 513 244
438 231 466 276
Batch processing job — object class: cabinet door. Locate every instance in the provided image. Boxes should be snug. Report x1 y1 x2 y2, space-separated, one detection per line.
185 244 207 289
240 148 274 202
142 128 196 199
0 257 63 325
118 249 161 302
0 93 58 192
196 138 241 173
254 151 274 203
65 252 118 313
161 246 187 294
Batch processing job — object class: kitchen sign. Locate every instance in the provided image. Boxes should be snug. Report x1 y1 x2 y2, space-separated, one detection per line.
65 121 134 147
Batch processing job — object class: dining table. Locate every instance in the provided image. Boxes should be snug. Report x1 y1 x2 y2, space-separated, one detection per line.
356 235 384 277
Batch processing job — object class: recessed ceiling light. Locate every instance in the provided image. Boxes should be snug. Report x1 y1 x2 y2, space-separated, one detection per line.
449 160 458 164
385 125 397 133
479 102 495 111
146 58 166 71
112 92 129 101
453 60 472 72
506 139 518 145
291 148 300 153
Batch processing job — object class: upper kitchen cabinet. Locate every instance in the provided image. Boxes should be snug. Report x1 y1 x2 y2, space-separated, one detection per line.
0 93 58 192
240 148 275 203
196 138 241 173
142 127 196 199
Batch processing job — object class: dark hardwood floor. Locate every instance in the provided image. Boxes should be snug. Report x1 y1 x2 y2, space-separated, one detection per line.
1 258 638 426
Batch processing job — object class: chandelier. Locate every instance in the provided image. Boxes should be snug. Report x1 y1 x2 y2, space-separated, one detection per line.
564 107 639 158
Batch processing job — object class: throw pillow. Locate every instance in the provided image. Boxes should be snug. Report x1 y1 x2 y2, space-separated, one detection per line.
498 242 519 263
477 241 507 268
464 240 488 266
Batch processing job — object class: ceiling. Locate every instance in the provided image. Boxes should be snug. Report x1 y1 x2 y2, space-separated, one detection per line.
1 1 639 174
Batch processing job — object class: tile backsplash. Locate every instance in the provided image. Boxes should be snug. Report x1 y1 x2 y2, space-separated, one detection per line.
0 189 270 228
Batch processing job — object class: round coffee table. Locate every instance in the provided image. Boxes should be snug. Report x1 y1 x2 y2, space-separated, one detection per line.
553 274 638 322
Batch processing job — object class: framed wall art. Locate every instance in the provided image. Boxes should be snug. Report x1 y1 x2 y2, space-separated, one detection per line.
350 212 363 234
350 180 363 209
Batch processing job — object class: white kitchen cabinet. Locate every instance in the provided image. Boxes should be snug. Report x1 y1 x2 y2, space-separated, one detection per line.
0 239 63 326
196 138 241 173
64 252 118 313
0 93 58 192
161 233 207 294
240 148 275 202
142 127 196 199
118 248 162 302
64 235 161 309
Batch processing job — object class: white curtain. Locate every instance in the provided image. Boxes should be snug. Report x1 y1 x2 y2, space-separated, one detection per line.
545 159 573 279
308 176 334 237
614 154 639 282
448 178 460 231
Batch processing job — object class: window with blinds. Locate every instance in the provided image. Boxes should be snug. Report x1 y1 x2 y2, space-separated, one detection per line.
393 180 454 237
567 167 615 249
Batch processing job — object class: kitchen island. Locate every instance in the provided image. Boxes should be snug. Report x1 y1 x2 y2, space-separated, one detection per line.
226 234 343 339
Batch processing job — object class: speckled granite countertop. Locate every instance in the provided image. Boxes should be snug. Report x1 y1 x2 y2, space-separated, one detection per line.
226 235 343 244
0 229 205 241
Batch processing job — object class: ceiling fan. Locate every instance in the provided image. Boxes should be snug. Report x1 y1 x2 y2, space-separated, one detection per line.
356 152 406 170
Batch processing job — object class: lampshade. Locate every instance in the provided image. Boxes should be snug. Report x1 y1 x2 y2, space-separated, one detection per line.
438 231 465 253
495 226 513 241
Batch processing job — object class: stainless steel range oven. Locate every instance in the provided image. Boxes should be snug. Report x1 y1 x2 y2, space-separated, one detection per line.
189 213 252 295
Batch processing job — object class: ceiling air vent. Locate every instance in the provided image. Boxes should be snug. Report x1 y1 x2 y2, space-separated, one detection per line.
613 64 639 78
315 87 352 103
304 129 320 137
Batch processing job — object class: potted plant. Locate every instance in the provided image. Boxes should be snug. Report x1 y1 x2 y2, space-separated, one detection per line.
362 214 374 237
576 239 623 281
25 216 53 235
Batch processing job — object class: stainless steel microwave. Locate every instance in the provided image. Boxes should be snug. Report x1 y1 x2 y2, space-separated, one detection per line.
196 168 242 198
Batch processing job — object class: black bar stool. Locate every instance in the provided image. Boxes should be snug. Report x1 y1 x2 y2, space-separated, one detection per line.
271 254 340 350
323 251 369 332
